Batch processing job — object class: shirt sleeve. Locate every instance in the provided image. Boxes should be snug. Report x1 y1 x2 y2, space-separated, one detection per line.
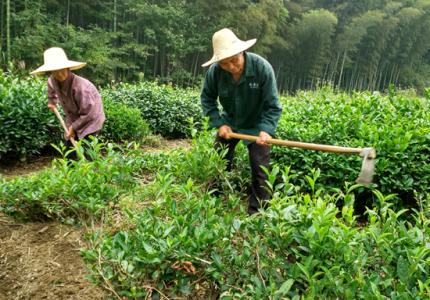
47 77 58 105
258 63 282 136
200 66 226 129
71 83 101 132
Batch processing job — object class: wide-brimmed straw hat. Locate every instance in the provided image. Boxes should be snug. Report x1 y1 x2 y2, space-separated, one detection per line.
202 28 256 67
30 47 86 75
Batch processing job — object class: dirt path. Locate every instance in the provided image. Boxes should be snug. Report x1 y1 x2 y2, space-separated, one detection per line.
0 214 106 300
0 156 54 178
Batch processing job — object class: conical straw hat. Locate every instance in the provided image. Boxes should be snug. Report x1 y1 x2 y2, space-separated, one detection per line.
202 28 256 67
31 47 86 75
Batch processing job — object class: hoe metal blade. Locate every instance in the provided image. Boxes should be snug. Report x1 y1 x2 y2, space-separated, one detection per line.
356 148 376 185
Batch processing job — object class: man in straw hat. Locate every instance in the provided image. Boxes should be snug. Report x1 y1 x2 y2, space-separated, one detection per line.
201 28 282 215
31 47 105 159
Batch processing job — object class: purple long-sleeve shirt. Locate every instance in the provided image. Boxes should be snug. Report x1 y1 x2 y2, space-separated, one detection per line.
48 72 105 139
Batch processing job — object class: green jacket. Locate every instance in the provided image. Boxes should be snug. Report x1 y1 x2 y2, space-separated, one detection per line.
200 52 282 137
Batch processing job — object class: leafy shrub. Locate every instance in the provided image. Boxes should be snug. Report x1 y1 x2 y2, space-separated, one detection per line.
214 184 430 299
79 134 430 299
2 127 429 298
0 141 144 223
102 81 202 138
274 88 430 204
0 72 61 160
102 98 151 142
0 73 157 161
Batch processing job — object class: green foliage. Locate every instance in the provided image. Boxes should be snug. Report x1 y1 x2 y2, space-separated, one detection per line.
102 98 151 142
0 71 61 160
102 81 202 138
273 88 430 203
1 127 429 298
77 134 430 298
4 0 430 92
0 74 156 161
0 141 143 223
286 9 338 80
2 72 429 208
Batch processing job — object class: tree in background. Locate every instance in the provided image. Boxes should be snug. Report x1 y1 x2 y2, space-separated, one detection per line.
274 9 337 90
0 0 429 93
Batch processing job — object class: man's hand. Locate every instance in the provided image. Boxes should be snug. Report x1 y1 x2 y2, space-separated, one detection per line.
256 131 272 147
66 125 75 140
218 125 233 139
47 103 56 112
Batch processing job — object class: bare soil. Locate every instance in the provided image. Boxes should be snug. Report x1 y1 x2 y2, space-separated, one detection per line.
0 156 54 178
0 213 107 300
140 138 191 152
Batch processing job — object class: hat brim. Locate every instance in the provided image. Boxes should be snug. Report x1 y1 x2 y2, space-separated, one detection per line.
202 39 257 67
30 60 86 75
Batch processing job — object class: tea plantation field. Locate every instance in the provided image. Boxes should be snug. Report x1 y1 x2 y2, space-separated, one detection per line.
1 73 429 299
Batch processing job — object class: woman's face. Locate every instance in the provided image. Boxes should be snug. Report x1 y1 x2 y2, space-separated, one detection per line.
51 69 69 82
218 52 244 76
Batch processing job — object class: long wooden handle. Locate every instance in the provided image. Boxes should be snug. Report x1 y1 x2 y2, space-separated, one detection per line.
52 107 78 149
228 132 376 157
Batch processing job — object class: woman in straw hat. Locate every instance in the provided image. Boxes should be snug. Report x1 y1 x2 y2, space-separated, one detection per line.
200 28 282 215
31 47 105 159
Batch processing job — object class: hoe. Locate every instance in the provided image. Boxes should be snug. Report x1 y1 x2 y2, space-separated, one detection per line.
228 132 376 185
52 107 85 160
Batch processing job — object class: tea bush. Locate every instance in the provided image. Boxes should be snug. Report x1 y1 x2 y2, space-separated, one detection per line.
0 73 156 160
79 133 430 299
0 72 61 160
102 98 151 142
102 81 202 138
0 141 144 223
215 187 430 299
2 128 429 298
274 88 430 204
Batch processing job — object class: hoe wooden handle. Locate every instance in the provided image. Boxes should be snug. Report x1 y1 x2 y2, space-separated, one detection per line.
228 132 376 158
52 107 78 149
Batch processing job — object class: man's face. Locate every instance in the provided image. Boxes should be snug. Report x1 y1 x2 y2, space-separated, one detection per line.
218 53 244 76
51 69 69 82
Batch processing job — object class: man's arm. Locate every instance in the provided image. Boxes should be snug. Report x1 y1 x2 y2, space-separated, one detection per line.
200 66 226 129
258 63 283 137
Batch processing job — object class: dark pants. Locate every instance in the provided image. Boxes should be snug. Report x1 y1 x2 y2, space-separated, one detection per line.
215 135 271 215
65 131 99 161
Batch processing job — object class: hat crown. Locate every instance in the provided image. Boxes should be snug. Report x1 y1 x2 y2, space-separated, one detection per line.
212 28 242 56
201 28 256 67
43 47 69 66
31 47 86 75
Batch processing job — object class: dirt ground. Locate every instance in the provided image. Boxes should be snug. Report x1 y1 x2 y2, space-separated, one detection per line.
0 213 107 300
140 138 191 152
0 156 54 178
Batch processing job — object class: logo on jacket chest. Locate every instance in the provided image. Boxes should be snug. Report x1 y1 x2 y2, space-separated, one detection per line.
249 82 259 89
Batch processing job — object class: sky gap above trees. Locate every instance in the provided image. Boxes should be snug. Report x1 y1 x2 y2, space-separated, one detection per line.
1 0 430 93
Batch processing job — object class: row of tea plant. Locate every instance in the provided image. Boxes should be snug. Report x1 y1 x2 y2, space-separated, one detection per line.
1 131 429 298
